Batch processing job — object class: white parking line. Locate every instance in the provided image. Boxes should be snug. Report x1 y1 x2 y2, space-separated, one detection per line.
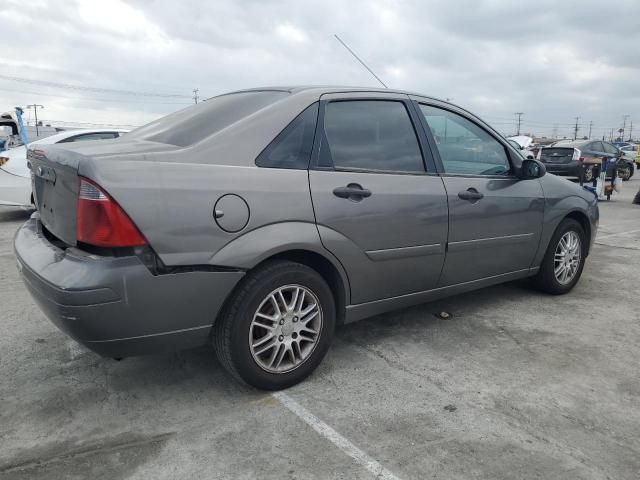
272 392 402 480
597 228 640 240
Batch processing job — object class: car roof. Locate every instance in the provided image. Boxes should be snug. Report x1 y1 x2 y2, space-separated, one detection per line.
549 139 592 147
214 85 450 104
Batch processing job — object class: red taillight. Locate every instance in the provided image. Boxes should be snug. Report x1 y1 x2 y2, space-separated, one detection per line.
76 177 146 247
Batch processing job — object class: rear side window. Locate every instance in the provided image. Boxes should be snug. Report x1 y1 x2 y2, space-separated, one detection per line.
420 105 511 176
127 91 289 147
256 103 318 169
320 100 425 173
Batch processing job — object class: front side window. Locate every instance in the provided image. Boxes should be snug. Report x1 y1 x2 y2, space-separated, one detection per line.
602 142 618 155
420 105 511 176
321 100 425 173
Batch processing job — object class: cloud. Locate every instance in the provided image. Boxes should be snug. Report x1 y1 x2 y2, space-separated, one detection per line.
0 0 638 139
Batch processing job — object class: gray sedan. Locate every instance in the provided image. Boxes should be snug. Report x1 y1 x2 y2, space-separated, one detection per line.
14 87 598 390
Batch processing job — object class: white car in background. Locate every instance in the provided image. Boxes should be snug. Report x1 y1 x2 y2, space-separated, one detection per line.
506 135 535 159
0 129 128 207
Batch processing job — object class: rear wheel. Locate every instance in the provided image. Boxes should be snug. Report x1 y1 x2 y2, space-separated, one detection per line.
213 260 335 390
533 219 586 294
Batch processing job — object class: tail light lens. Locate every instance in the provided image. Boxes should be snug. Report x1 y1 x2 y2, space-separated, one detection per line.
572 148 581 161
0 156 8 167
76 177 146 247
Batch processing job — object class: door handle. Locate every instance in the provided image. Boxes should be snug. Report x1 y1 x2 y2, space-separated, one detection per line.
458 188 484 202
333 183 372 201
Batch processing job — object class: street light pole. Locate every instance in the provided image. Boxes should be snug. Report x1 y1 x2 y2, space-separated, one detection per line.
26 104 44 136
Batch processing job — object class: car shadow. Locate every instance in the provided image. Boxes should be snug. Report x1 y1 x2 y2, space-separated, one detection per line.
76 280 537 396
0 206 34 222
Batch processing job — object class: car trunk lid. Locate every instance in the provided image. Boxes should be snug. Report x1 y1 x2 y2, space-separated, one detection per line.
540 147 575 164
29 147 81 246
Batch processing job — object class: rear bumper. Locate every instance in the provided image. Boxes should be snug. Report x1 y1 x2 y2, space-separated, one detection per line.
0 169 31 206
14 214 244 357
542 161 582 178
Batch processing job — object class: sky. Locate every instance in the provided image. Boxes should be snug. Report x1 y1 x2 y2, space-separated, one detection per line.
1 0 639 140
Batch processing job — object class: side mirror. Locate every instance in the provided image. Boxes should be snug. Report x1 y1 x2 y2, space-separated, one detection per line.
518 159 546 179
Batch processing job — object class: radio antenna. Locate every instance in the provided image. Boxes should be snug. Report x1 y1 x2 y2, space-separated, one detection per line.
334 34 388 88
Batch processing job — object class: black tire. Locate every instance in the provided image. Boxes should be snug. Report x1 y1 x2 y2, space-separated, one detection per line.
213 260 335 390
533 218 587 295
618 165 631 181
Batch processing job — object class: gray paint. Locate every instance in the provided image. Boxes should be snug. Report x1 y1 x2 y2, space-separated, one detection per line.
15 86 598 358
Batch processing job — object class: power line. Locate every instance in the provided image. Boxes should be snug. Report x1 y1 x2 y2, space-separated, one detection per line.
334 34 388 88
0 74 192 98
0 86 192 105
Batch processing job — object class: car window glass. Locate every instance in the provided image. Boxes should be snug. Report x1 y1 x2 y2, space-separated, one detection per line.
127 91 289 147
419 105 511 176
58 132 118 143
256 103 318 169
602 142 618 155
321 100 425 172
589 141 604 153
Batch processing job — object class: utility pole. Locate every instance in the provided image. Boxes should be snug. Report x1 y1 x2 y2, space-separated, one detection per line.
573 116 579 140
514 112 523 136
588 120 593 139
26 104 44 136
629 121 633 141
192 88 199 104
622 115 629 140
552 124 558 139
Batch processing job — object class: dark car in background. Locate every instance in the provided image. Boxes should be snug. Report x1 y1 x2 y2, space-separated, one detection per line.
537 139 635 182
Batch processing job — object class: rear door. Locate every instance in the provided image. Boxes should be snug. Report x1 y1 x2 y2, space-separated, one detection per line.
414 101 544 286
309 93 449 304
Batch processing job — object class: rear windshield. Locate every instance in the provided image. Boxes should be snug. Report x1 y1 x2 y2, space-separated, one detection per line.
127 91 289 147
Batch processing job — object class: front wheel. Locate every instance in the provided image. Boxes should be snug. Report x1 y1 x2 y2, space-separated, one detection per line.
213 260 335 390
533 219 587 295
618 165 632 181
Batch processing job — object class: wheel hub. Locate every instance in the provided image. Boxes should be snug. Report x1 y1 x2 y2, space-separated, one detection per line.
553 231 582 285
249 285 323 374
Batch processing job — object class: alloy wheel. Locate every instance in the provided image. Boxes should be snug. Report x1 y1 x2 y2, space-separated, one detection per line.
249 285 323 374
554 231 582 285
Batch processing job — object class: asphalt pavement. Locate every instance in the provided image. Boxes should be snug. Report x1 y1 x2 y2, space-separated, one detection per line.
1 179 639 480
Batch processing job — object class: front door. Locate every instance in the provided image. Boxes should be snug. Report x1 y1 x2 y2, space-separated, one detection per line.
309 94 449 304
416 102 544 286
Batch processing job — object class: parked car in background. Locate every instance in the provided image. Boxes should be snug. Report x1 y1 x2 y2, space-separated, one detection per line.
0 129 128 206
507 135 535 159
537 139 635 182
14 86 598 390
618 144 639 169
